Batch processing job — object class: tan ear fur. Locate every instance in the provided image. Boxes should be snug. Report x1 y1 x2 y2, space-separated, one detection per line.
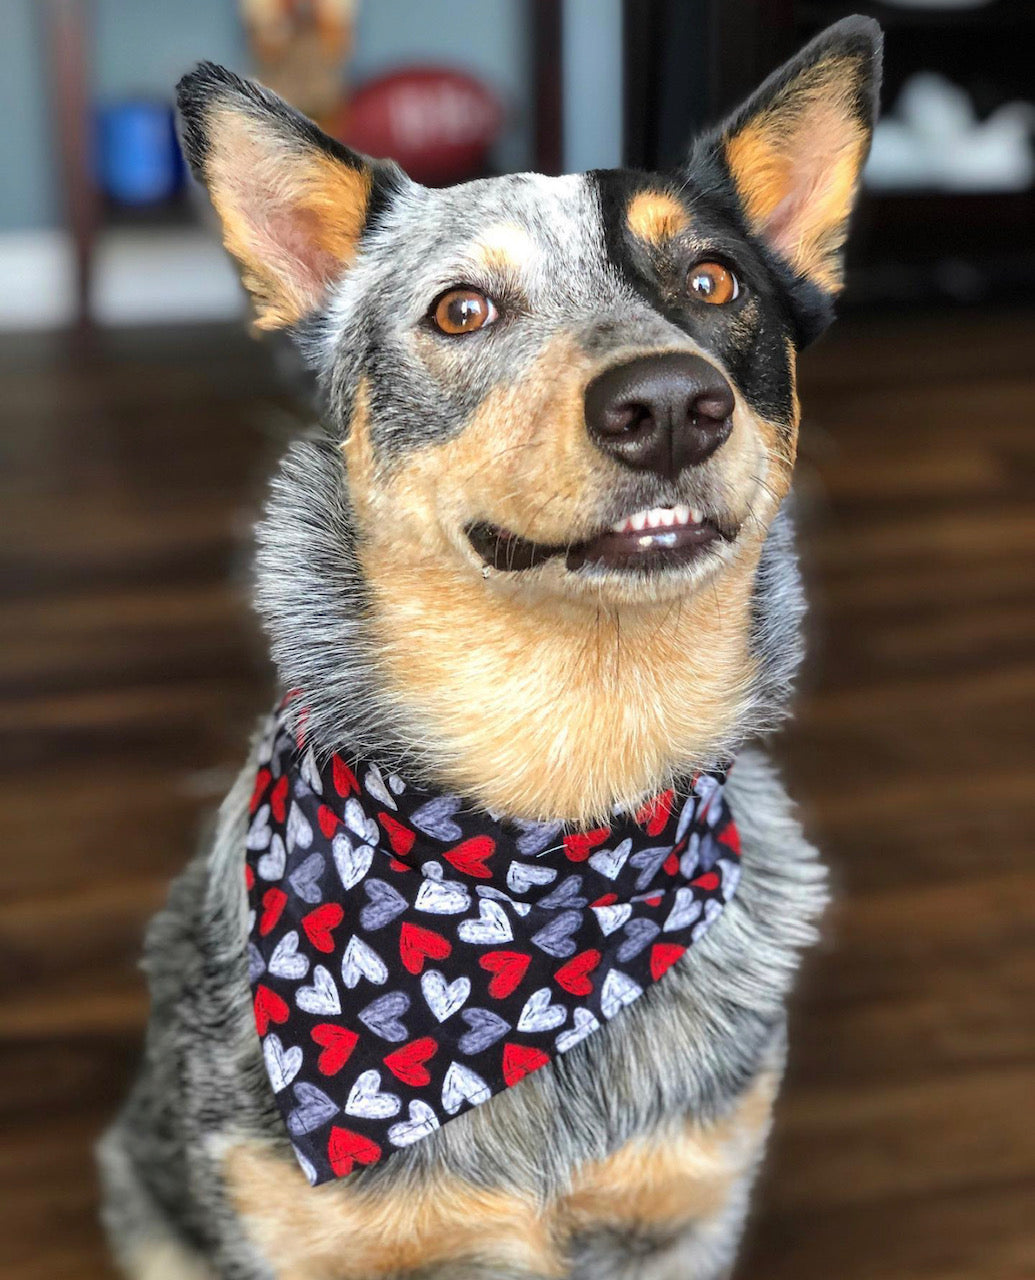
723 44 877 292
197 104 373 329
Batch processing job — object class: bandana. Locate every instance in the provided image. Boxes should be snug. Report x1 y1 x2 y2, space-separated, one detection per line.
245 703 741 1186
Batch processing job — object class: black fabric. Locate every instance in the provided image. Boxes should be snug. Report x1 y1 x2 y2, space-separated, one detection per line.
245 699 741 1185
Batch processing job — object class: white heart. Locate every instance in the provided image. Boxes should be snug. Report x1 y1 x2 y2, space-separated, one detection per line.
285 802 313 854
340 935 388 989
269 930 309 981
588 837 632 880
364 763 397 810
718 857 741 898
257 833 287 881
600 969 642 1020
693 896 725 941
477 885 530 917
292 1147 318 1186
299 747 323 795
675 793 699 843
345 1069 401 1120
679 832 701 878
388 774 405 795
388 1099 440 1148
441 1061 491 1115
663 887 703 933
517 987 567 1033
506 861 558 894
295 964 340 1016
421 969 471 1021
414 876 470 915
556 1007 600 1053
344 798 380 847
333 832 373 890
457 898 513 945
263 1034 303 1092
246 804 272 851
591 902 633 936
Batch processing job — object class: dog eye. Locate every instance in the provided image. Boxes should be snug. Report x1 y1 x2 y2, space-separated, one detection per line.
431 288 499 335
686 261 739 305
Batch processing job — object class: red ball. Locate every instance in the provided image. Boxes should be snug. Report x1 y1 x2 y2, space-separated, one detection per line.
341 67 504 186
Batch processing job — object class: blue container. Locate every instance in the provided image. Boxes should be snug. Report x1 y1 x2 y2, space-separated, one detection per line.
97 100 182 206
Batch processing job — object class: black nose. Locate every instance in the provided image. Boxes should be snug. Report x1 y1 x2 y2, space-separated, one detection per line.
584 352 735 480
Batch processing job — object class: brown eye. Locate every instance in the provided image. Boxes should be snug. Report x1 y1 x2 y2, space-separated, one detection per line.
687 261 739 305
431 288 498 335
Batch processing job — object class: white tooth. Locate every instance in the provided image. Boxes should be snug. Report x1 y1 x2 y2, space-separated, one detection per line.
690 508 703 525
674 504 690 525
631 511 648 532
611 518 628 533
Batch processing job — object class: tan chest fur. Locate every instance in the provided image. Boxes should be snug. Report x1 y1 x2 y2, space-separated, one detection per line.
223 1070 777 1279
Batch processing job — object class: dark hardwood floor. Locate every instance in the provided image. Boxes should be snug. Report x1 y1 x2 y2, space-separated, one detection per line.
1 310 1032 1279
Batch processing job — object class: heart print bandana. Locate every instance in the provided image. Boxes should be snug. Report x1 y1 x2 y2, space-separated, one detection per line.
245 701 741 1185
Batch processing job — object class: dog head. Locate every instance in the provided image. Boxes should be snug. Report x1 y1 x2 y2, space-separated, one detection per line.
177 17 881 823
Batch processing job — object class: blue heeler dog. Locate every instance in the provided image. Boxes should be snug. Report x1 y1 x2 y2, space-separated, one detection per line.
100 17 882 1280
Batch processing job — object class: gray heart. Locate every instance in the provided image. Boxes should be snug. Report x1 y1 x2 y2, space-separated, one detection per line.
269 930 310 981
630 845 671 891
458 1007 511 1055
531 909 581 958
539 874 587 910
288 852 325 904
410 795 464 842
360 878 407 931
513 819 563 857
287 1082 338 1136
359 991 411 1042
246 942 266 983
617 916 660 962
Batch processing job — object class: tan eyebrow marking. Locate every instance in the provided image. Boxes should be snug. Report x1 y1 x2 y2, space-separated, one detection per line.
626 190 691 246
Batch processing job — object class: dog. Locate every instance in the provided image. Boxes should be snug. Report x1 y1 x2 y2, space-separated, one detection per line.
99 17 882 1280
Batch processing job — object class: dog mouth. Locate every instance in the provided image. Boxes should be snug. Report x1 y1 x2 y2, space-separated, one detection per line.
467 504 735 575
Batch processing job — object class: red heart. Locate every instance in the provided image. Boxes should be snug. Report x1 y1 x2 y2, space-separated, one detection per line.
327 1125 381 1177
554 948 601 997
663 852 680 876
691 872 720 892
312 1024 359 1075
253 985 289 1036
720 823 741 855
332 754 359 798
479 950 530 999
302 903 344 953
389 858 411 874
259 887 288 936
270 775 290 823
590 892 617 908
317 805 341 838
379 812 416 858
643 893 663 907
384 1036 438 1086
502 1042 550 1087
443 836 495 879
250 768 271 814
650 942 686 981
244 863 255 891
636 789 674 837
563 827 611 863
399 922 451 974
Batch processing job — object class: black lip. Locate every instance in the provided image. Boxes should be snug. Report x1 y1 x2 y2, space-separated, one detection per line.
466 518 729 575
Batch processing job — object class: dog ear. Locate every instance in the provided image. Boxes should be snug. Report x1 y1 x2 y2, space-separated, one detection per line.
176 63 406 330
692 16 882 296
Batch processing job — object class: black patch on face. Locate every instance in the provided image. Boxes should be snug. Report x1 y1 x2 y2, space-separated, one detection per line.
591 169 798 431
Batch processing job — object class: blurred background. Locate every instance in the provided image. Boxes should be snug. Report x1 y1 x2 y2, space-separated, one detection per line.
1 2 1032 1278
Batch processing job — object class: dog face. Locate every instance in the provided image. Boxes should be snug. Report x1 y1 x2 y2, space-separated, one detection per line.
178 18 880 822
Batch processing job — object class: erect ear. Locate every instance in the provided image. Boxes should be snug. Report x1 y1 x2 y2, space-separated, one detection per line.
176 63 406 330
694 16 882 297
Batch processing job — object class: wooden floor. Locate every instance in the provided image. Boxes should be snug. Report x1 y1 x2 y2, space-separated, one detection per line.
1 310 1032 1279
